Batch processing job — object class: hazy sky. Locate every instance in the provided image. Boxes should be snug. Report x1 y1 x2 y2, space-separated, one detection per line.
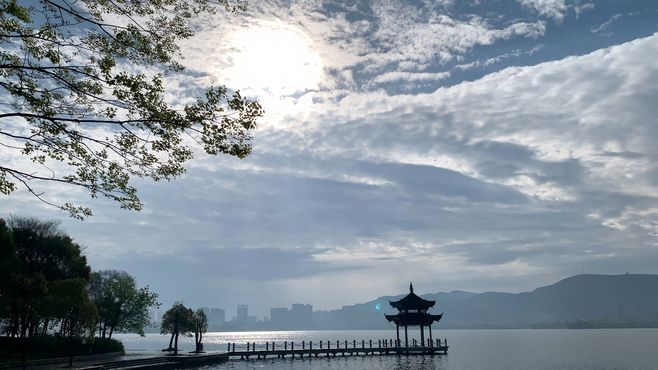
2 0 658 318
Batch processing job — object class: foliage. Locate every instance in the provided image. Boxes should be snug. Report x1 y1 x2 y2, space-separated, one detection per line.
160 302 194 355
192 308 207 350
0 216 92 338
0 0 263 218
0 219 17 319
89 270 159 338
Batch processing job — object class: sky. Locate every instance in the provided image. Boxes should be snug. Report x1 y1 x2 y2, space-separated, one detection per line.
2 0 658 318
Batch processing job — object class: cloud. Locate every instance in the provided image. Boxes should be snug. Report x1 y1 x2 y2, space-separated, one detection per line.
518 0 567 21
591 13 622 34
3 1 658 314
373 71 451 84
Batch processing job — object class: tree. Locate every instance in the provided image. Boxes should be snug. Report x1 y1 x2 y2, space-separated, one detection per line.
160 303 194 356
89 270 159 339
192 309 208 352
0 0 263 219
0 216 91 338
0 219 17 321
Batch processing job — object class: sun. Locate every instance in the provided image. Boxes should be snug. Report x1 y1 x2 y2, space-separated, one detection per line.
224 21 324 96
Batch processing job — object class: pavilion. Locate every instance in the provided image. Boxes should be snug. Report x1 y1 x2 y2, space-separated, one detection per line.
385 282 443 348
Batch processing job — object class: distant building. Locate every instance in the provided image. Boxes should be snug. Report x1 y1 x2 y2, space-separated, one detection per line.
237 305 248 322
149 309 162 324
209 308 225 326
270 307 290 327
291 303 313 328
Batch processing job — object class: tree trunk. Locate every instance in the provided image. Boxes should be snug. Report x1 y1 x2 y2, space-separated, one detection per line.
168 333 174 350
174 333 179 356
42 318 49 336
108 326 114 339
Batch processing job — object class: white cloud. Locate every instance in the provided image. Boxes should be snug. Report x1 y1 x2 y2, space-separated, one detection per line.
3 1 658 313
373 71 451 84
519 0 567 21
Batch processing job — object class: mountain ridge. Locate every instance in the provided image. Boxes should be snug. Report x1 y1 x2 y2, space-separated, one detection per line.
312 274 658 329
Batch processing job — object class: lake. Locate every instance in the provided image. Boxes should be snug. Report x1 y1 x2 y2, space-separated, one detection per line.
115 329 658 369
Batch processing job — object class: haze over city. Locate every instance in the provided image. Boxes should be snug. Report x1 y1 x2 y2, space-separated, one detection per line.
2 0 658 319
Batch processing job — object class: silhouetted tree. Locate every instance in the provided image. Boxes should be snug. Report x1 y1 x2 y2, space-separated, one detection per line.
160 303 194 355
192 309 208 352
0 217 91 338
0 0 263 218
0 219 17 324
89 270 159 338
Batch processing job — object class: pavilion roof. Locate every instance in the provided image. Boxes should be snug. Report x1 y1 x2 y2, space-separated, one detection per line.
385 312 443 326
389 282 435 310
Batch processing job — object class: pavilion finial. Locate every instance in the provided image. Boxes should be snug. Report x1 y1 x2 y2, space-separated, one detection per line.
410 281 414 293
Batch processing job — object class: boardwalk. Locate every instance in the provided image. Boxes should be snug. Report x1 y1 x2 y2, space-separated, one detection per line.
226 338 448 360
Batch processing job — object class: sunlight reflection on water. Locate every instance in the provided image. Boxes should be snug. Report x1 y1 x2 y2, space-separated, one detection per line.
115 329 658 370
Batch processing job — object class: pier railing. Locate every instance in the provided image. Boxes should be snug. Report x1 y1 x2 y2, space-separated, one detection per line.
226 338 448 359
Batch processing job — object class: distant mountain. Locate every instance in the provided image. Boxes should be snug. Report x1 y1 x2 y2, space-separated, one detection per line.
312 274 658 329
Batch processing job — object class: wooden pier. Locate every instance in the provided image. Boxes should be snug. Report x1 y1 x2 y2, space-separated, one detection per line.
226 338 448 360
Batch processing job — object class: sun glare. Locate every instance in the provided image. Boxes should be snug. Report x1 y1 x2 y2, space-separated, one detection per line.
225 22 324 96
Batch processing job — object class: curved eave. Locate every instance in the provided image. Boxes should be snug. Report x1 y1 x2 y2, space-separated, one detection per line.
389 292 436 310
390 301 435 310
385 312 443 326
385 314 398 322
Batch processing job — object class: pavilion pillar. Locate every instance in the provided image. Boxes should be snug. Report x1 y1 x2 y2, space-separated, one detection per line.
396 324 400 347
429 324 433 343
420 324 425 347
404 325 408 348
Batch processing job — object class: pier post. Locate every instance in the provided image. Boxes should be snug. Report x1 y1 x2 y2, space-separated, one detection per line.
302 341 305 350
291 342 294 358
266 342 269 351
404 325 408 348
285 341 287 350
227 343 230 352
320 340 322 349
232 343 235 352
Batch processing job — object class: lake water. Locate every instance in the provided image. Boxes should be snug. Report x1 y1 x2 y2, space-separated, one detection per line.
114 329 658 369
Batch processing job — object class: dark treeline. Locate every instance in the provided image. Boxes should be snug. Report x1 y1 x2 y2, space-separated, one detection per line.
0 217 158 360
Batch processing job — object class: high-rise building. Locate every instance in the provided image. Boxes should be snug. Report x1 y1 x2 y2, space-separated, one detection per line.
270 307 290 327
237 305 248 322
291 303 313 328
